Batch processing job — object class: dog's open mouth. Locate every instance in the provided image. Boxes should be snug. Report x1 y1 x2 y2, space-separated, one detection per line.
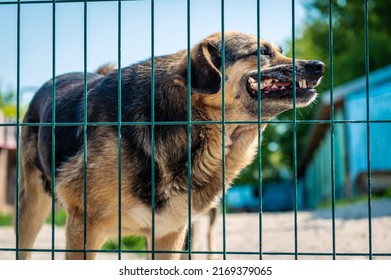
246 76 318 99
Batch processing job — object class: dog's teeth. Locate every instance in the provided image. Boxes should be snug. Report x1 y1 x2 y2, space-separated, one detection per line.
298 80 308 89
281 86 286 90
250 83 258 91
248 77 256 84
271 84 278 90
261 79 272 89
248 77 259 91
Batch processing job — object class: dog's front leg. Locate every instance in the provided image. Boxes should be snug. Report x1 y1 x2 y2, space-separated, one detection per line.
147 226 187 260
65 210 106 260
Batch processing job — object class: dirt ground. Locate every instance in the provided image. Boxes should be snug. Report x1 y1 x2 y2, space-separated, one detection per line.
1 198 390 260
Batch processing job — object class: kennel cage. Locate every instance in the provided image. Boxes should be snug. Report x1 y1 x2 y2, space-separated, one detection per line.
0 0 388 260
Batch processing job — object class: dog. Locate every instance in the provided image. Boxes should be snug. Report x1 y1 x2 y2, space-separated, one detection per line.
16 31 324 260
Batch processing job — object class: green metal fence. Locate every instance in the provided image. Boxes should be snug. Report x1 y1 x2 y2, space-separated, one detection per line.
0 0 388 260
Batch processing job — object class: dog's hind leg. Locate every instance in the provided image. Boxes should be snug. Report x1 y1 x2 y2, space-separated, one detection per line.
207 207 218 260
15 128 52 260
180 221 199 260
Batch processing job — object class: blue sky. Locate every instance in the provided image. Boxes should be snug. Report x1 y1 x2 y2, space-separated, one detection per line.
0 0 306 103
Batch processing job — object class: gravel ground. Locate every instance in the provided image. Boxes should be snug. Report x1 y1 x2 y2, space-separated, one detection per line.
1 199 390 260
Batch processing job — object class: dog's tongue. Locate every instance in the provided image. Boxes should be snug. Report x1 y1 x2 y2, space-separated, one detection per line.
274 81 291 87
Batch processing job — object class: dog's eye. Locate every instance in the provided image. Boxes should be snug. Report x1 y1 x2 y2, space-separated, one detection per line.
251 48 271 57
261 47 274 56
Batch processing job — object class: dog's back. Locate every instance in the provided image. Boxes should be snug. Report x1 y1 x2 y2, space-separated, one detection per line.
22 73 102 189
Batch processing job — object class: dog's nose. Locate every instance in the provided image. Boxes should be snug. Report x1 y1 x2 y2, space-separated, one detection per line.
305 60 325 74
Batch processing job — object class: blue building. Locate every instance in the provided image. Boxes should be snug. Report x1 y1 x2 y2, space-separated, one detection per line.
298 65 391 209
226 182 298 212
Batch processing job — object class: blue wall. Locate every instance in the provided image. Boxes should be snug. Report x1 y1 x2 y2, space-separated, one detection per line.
300 79 391 209
345 82 391 188
300 109 347 209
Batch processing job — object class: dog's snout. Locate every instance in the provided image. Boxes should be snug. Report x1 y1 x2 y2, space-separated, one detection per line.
305 60 325 74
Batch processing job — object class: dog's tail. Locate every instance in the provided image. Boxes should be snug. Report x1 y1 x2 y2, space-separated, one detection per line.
95 63 117 75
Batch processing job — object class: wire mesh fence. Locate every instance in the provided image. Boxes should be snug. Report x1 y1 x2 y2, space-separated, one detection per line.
0 0 390 260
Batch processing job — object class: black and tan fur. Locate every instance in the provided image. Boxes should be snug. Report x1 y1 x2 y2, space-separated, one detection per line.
16 32 324 260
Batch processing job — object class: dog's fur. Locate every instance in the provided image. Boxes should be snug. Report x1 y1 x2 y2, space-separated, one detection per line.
16 32 324 260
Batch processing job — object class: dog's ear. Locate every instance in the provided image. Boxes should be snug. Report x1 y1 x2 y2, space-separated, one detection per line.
178 40 222 94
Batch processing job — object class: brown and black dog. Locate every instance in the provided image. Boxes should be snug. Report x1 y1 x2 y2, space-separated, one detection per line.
16 31 324 260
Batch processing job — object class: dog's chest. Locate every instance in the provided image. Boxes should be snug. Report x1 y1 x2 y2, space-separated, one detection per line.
125 193 205 238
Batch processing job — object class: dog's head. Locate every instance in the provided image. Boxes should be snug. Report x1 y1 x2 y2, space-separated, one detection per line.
177 31 324 120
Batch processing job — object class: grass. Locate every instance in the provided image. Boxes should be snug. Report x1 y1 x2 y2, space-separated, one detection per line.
319 187 391 209
0 209 67 227
0 213 13 226
101 235 147 256
319 196 368 209
45 208 67 227
373 187 391 199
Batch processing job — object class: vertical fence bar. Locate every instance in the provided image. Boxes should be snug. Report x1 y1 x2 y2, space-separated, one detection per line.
291 0 298 260
14 0 21 261
50 0 57 260
328 0 337 260
256 0 263 260
364 0 373 260
220 0 226 260
186 0 193 260
82 0 88 260
117 0 122 260
150 0 156 260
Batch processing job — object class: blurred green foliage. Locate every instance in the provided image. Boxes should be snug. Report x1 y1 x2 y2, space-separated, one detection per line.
0 89 17 118
45 208 67 227
297 0 391 88
0 86 28 119
0 213 13 227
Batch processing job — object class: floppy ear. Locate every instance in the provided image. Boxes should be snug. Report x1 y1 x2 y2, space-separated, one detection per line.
183 40 222 94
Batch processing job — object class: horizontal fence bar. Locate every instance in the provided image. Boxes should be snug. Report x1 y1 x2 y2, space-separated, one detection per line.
1 248 391 257
0 0 142 5
2 119 391 127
